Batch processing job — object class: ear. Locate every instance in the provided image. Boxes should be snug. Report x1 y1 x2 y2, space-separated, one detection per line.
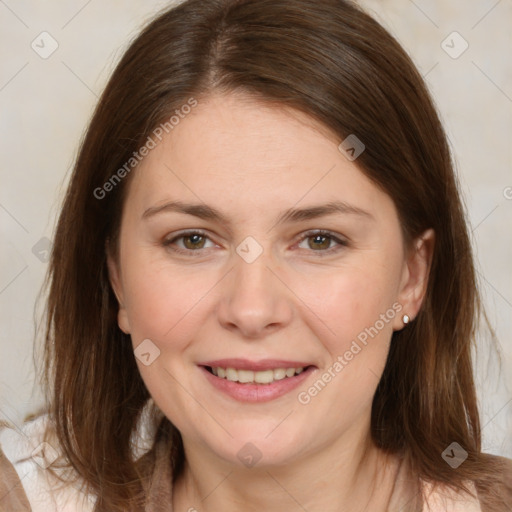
106 239 131 334
393 228 435 331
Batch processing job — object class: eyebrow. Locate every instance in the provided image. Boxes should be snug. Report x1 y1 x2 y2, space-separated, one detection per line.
141 200 374 226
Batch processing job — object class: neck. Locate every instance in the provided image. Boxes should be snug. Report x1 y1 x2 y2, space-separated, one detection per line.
172 429 399 512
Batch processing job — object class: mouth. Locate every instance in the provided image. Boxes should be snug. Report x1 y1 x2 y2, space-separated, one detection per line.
198 359 317 402
204 365 309 384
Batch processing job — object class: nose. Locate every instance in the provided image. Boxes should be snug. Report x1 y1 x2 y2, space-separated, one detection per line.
216 246 294 339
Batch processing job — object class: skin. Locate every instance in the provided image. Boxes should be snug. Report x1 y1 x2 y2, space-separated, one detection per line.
108 92 434 511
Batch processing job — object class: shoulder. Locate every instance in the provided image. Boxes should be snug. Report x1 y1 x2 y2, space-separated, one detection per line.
421 454 512 512
0 414 96 512
475 454 512 512
422 480 483 512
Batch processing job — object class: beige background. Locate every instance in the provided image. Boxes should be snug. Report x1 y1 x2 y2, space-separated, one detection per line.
1 0 511 457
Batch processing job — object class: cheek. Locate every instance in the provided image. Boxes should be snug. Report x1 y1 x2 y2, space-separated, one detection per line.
120 244 230 357
124 266 204 339
293 269 400 417
121 256 216 427
296 260 400 355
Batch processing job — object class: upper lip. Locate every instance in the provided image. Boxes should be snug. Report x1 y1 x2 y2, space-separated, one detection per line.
199 358 315 371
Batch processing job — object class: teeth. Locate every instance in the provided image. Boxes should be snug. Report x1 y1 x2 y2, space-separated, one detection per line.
273 368 287 380
255 369 274 384
238 370 254 383
226 368 238 381
211 366 305 384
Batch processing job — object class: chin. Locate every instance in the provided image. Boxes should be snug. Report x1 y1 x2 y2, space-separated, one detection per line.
199 424 313 470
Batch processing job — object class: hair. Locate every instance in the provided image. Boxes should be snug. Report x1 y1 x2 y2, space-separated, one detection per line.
37 0 511 510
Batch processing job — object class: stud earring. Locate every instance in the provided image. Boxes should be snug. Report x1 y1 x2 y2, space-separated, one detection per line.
402 314 410 324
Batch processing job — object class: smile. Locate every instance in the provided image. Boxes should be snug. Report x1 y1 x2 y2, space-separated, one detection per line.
198 359 316 402
207 366 305 384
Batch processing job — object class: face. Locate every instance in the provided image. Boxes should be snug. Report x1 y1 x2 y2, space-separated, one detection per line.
108 92 432 469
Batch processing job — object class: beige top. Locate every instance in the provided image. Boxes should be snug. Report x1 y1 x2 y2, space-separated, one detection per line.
0 413 493 511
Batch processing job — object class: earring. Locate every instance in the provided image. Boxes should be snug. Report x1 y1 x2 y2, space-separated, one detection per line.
402 314 410 324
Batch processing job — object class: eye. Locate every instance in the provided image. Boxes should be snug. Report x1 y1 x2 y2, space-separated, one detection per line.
295 230 348 255
163 230 216 255
162 229 348 257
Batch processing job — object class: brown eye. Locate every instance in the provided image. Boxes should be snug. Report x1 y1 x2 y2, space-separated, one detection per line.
296 230 348 255
307 234 332 250
182 233 206 250
163 230 215 255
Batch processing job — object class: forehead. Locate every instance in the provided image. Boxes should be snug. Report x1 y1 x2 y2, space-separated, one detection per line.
125 92 394 222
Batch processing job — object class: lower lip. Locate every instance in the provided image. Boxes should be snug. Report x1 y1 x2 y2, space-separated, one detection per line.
200 366 315 403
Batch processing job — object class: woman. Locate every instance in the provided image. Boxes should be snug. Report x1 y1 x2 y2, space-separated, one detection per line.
1 0 511 510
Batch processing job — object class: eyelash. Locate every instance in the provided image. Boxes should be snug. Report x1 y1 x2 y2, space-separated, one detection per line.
162 229 348 257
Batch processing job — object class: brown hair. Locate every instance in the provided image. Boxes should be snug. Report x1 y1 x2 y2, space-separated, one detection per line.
38 0 511 510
